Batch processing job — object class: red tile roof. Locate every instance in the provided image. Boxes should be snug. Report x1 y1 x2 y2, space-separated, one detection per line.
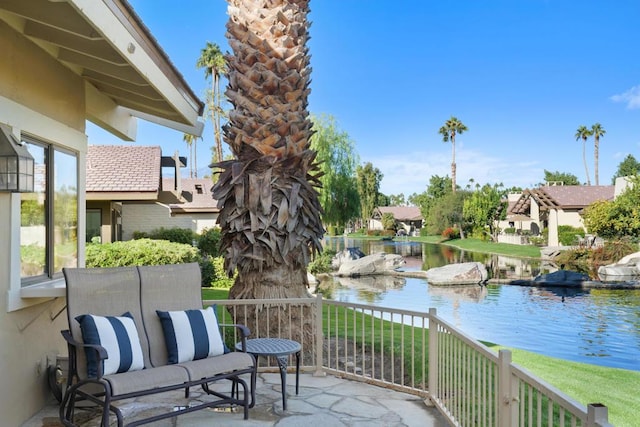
510 185 615 213
162 178 219 212
377 206 422 221
86 145 161 192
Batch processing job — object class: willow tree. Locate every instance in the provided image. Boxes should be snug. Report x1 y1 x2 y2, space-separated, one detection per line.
212 0 323 338
575 125 592 185
438 116 467 192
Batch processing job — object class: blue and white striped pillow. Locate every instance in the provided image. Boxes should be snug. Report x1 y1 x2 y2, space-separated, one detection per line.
75 313 145 377
156 306 226 364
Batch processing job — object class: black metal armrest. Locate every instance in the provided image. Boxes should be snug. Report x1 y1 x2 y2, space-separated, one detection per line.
61 329 109 378
220 323 251 352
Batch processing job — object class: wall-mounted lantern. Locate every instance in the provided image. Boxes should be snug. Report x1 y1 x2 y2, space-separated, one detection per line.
0 124 34 192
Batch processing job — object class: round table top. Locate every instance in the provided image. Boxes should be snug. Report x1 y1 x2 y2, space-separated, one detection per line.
235 338 301 356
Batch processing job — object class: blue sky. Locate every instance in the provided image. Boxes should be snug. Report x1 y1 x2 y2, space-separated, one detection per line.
88 1 640 197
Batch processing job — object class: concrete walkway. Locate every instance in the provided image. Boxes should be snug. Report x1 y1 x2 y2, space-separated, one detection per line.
25 372 450 426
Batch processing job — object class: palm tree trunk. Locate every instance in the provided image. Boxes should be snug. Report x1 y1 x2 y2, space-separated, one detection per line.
451 134 457 192
582 138 591 185
594 138 599 185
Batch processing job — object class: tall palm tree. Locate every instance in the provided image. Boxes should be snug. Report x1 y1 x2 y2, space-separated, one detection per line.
196 42 226 167
591 123 606 185
212 0 323 341
438 116 467 192
575 125 592 185
182 133 196 178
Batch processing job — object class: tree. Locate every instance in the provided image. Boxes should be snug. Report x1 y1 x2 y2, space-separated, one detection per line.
575 125 592 185
212 1 323 341
309 114 360 230
182 133 196 178
584 175 640 238
414 175 453 222
425 191 469 236
612 154 640 183
356 162 383 228
438 116 467 192
389 193 405 206
381 212 396 231
463 183 507 240
591 123 606 185
196 42 226 168
543 170 580 186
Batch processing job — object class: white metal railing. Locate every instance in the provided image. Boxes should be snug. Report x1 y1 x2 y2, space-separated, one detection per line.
205 296 611 426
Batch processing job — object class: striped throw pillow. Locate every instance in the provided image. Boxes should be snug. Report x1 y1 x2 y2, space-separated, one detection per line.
156 306 226 364
75 313 144 377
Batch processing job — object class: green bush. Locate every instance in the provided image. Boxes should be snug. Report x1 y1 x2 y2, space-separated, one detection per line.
198 227 222 257
309 249 336 274
503 227 516 235
133 227 196 245
86 238 200 268
557 225 584 246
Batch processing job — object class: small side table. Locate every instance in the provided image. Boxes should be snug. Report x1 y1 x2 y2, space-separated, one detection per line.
236 338 301 410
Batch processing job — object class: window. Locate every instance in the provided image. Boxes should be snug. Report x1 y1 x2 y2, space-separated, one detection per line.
20 137 78 284
86 209 102 243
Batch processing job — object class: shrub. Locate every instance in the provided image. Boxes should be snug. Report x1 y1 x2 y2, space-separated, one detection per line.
441 227 460 240
557 225 584 246
308 249 336 274
419 227 430 237
132 227 196 245
198 227 222 257
86 238 200 268
503 227 516 235
201 255 235 288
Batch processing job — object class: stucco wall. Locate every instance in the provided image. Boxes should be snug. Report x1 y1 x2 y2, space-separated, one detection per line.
0 21 84 130
0 21 86 426
122 202 218 240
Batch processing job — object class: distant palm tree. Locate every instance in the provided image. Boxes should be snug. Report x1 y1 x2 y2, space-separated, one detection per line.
182 133 196 178
196 42 226 167
591 123 606 185
575 125 592 185
439 116 467 192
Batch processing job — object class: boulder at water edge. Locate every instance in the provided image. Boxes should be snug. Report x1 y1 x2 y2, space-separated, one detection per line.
597 251 640 281
532 270 589 286
336 252 405 277
425 262 488 286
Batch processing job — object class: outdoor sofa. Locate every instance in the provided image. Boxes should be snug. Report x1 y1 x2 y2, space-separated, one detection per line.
60 262 256 426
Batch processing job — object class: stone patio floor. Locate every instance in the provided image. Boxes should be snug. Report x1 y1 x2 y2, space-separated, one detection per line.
24 372 450 426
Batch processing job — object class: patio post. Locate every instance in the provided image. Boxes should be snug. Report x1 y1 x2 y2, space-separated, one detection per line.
587 403 611 427
428 308 438 401
497 349 518 427
313 293 325 376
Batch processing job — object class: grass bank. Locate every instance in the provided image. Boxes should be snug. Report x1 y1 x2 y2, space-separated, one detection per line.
410 235 542 258
203 288 634 426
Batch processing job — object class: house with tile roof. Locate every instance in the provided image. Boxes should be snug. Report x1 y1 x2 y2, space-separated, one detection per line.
505 184 615 246
0 2 204 424
86 145 219 242
370 206 423 234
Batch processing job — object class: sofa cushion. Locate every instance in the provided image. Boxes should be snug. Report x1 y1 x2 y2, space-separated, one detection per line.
75 313 145 377
157 306 227 364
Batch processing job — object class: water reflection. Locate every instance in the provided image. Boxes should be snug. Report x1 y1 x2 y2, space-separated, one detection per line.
320 237 640 371
323 236 548 281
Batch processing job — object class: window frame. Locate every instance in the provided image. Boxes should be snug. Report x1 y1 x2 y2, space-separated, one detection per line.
20 134 79 287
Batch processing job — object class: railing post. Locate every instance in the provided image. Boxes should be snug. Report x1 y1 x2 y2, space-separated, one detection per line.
587 403 611 427
428 308 438 401
313 293 325 377
498 349 518 427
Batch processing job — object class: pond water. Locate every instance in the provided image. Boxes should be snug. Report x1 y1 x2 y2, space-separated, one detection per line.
319 237 640 371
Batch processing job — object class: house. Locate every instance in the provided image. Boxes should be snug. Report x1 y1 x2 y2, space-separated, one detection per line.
86 145 219 243
0 2 203 425
506 184 615 246
369 206 423 234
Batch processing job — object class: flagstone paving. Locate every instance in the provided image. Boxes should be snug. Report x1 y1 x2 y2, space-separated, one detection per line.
24 372 450 426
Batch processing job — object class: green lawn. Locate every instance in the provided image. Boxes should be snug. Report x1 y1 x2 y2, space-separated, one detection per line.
409 235 542 258
203 288 633 426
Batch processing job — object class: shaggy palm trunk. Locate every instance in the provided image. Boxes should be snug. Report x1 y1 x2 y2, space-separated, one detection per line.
213 0 323 344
